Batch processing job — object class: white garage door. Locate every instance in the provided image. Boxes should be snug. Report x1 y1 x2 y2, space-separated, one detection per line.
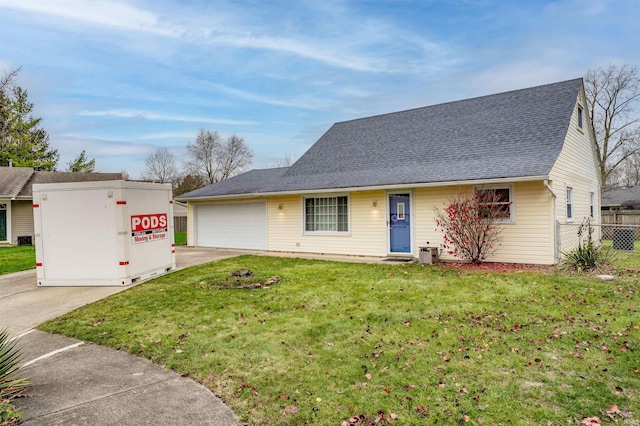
196 202 267 250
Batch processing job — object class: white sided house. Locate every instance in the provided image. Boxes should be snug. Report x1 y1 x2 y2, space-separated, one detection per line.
177 79 601 265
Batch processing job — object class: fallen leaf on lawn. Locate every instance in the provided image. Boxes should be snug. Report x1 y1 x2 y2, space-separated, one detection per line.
365 373 372 380
462 415 470 422
580 416 601 425
290 406 298 414
607 404 620 413
404 384 416 390
383 387 391 393
477 418 483 424
442 356 451 362
438 382 445 389
389 412 397 420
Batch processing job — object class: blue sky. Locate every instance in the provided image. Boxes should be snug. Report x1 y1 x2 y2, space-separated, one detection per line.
0 0 638 179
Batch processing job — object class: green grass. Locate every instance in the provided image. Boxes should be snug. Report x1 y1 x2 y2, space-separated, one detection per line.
602 240 640 270
0 246 35 275
39 256 639 425
174 232 186 246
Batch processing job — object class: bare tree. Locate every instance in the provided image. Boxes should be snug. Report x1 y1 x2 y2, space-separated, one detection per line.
606 152 640 187
185 129 253 184
141 147 178 183
0 66 21 94
275 153 293 168
585 64 640 187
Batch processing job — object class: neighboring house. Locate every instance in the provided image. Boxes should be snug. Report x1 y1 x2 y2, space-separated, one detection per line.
177 78 601 265
601 186 640 210
0 167 123 245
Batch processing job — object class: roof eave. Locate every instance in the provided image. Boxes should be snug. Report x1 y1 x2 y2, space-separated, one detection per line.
177 175 550 202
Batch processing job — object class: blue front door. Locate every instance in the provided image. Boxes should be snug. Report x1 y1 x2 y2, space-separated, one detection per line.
389 194 411 253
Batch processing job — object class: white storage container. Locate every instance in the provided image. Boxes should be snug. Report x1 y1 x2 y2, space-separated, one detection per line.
33 180 176 286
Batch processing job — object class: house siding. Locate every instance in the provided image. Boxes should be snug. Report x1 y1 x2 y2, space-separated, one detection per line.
549 89 601 253
188 183 557 263
414 182 555 265
186 202 195 246
267 190 387 256
10 201 34 245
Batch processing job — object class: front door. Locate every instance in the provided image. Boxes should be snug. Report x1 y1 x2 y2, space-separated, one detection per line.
0 204 6 241
389 194 411 253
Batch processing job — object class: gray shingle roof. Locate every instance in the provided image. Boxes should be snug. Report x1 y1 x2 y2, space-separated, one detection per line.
179 167 289 198
602 186 640 208
179 78 583 200
17 171 123 197
0 166 124 198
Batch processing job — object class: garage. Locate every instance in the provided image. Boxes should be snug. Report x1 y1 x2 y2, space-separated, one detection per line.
195 201 267 250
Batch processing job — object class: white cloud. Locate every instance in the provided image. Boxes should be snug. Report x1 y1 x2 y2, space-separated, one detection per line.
0 0 178 36
77 109 258 126
0 0 448 74
208 83 331 110
135 131 198 141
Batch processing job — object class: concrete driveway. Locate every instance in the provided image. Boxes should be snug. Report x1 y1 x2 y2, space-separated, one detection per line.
1 246 255 425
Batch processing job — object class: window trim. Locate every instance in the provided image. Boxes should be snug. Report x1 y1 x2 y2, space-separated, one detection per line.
566 186 574 222
0 201 11 243
302 194 350 235
473 184 515 224
577 105 584 130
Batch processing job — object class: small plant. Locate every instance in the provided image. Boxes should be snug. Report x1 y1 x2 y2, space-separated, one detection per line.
561 217 616 271
0 329 32 424
434 190 510 264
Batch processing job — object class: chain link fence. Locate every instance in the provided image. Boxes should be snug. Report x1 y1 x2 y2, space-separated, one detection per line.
557 220 638 259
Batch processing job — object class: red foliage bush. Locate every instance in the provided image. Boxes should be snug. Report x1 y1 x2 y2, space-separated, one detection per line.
434 190 511 264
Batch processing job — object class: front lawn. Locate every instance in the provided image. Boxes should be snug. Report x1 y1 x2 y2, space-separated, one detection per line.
40 257 639 425
0 246 35 275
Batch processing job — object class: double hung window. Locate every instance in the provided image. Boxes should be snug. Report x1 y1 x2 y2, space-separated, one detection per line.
304 196 348 233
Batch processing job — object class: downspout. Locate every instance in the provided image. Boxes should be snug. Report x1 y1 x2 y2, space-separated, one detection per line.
544 180 558 263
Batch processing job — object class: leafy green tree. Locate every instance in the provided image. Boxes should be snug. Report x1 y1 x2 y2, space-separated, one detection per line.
173 173 205 196
66 150 96 173
0 67 58 170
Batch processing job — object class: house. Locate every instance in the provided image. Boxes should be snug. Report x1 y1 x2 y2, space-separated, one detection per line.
177 78 601 265
601 186 640 210
0 167 123 245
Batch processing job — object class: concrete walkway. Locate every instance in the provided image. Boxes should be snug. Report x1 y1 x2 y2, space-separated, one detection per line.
2 246 257 425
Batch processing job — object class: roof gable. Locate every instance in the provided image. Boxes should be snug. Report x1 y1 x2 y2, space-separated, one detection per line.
0 167 34 198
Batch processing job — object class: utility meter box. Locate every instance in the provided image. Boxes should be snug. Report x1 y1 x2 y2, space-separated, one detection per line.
33 180 176 286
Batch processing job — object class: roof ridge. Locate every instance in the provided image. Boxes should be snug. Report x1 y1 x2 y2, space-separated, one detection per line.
333 77 583 125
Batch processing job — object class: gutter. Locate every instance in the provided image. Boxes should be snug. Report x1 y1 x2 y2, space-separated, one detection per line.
544 180 559 263
177 175 550 202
